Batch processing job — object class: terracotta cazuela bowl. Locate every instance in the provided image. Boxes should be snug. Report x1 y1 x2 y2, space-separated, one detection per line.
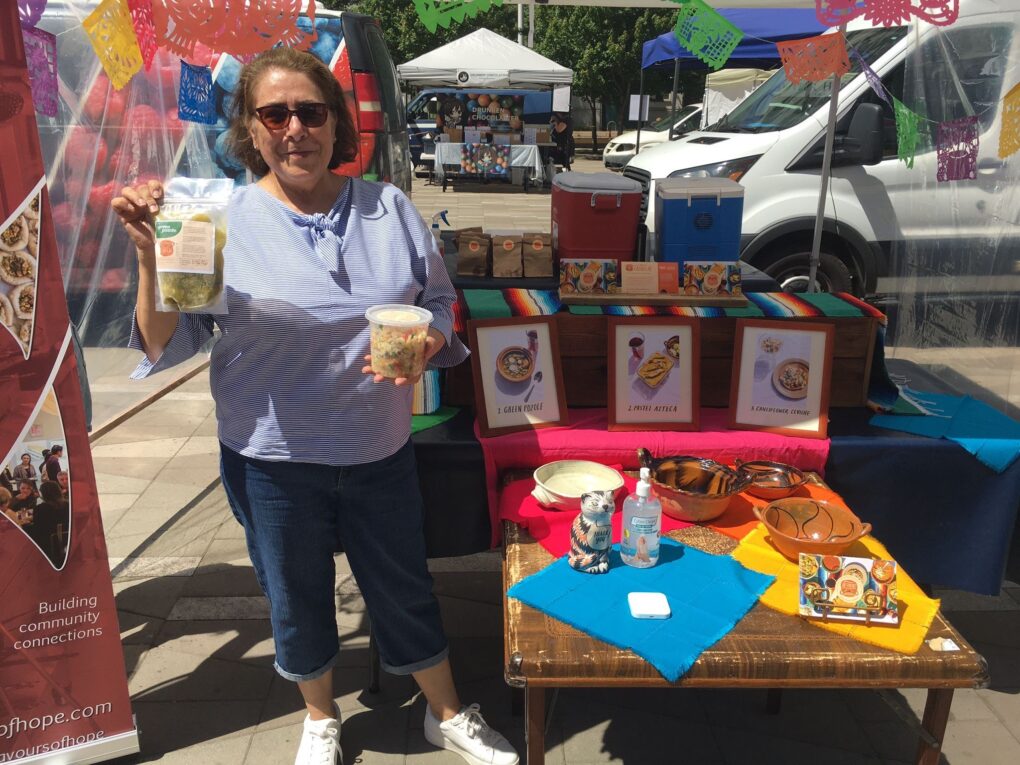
638 448 750 523
753 497 872 561
735 459 808 501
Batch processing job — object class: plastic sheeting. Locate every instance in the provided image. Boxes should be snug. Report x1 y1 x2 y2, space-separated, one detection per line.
32 2 354 426
875 8 1020 417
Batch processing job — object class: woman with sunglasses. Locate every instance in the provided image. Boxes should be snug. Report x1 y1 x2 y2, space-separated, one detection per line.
112 47 517 765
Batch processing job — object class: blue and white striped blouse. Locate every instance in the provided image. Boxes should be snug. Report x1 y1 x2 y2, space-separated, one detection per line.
129 178 468 466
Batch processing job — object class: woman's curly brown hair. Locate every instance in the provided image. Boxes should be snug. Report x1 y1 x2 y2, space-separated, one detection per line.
228 47 358 175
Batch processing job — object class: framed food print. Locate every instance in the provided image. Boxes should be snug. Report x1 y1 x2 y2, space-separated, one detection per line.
468 317 569 437
607 317 700 431
729 319 835 439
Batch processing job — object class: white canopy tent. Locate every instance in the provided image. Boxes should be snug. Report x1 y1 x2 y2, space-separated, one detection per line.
397 28 573 89
701 68 773 127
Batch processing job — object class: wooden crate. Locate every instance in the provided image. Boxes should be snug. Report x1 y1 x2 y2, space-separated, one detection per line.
446 313 878 409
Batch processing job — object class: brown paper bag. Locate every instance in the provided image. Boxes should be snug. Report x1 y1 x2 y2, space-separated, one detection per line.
522 232 553 278
456 229 491 277
491 234 523 278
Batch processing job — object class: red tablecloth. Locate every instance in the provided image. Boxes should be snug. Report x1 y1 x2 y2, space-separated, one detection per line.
479 408 831 546
498 471 854 557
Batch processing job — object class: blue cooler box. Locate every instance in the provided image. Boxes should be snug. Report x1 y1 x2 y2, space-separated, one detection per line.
655 178 744 263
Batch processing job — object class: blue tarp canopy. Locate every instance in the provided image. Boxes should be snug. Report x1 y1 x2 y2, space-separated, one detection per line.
642 8 825 69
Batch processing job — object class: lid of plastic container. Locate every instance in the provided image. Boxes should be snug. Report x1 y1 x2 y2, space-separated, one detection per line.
365 304 433 327
656 177 744 199
553 171 641 194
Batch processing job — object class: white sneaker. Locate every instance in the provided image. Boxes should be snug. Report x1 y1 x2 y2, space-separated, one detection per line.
294 707 343 765
424 703 519 765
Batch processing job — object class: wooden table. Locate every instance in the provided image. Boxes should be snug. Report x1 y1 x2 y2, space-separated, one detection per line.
503 521 989 765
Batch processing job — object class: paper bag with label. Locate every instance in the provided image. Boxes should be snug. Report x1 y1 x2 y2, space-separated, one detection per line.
522 232 553 277
491 234 523 278
456 229 491 277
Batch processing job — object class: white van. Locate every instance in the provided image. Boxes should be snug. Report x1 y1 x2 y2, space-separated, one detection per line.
625 0 1017 296
603 104 703 168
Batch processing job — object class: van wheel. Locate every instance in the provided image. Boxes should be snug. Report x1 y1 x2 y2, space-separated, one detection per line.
758 248 853 294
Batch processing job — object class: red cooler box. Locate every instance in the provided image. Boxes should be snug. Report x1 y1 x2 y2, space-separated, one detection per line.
551 172 642 263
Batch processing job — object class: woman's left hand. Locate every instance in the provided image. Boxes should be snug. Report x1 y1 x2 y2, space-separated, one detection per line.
362 328 446 386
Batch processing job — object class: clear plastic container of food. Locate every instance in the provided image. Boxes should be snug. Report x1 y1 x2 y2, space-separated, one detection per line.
365 304 433 380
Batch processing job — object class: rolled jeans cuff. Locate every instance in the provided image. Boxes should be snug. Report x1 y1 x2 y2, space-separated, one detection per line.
382 644 449 676
275 649 339 683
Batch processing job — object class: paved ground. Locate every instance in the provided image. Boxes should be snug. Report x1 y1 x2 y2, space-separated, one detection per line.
99 371 1020 765
94 160 1020 764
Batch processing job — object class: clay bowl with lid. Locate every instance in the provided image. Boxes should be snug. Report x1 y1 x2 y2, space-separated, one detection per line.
637 448 750 523
753 497 872 561
735 459 808 501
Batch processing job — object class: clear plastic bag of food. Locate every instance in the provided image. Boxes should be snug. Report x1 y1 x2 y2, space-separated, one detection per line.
154 177 233 313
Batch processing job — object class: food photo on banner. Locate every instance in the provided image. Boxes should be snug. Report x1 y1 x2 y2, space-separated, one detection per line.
0 2 139 762
607 317 701 432
729 319 835 439
468 316 568 437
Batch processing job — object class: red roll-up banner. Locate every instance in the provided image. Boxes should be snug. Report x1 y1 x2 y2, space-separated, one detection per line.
0 4 139 763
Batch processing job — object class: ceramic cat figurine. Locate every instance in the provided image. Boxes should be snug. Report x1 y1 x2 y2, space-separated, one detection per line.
568 490 616 574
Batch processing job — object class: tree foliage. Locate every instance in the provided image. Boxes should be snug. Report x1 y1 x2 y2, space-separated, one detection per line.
324 1 519 68
533 5 694 145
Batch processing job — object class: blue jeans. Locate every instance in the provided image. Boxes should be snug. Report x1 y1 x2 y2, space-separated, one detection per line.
219 440 448 682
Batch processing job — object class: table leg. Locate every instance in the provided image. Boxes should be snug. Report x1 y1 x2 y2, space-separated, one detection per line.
525 686 545 765
915 688 953 765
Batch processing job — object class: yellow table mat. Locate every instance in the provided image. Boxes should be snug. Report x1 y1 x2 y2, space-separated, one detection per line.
732 525 939 654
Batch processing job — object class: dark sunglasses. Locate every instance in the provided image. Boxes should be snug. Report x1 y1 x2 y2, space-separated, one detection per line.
253 102 330 130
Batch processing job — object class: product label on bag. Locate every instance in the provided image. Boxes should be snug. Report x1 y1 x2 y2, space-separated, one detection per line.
154 219 215 274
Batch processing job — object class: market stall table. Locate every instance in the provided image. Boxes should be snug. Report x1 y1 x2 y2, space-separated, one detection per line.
434 142 545 190
503 518 988 765
408 367 1020 594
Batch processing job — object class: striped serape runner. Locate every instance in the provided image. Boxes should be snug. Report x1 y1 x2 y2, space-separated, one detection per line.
452 289 886 327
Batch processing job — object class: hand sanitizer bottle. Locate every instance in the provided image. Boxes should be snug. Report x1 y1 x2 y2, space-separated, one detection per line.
621 467 661 568
431 210 449 258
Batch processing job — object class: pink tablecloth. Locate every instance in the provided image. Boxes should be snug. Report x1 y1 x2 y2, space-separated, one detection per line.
478 408 831 546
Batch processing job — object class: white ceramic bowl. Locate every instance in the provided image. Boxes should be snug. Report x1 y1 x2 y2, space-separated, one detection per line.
531 461 625 512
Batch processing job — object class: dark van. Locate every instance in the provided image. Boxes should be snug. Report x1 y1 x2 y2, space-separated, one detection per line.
406 88 555 165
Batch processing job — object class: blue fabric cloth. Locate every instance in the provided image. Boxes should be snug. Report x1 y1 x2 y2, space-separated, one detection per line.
129 178 469 466
642 9 825 69
870 390 1020 473
507 540 774 682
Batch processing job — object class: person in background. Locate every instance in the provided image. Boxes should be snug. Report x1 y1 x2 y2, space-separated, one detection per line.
0 487 15 524
12 453 37 489
30 481 69 566
10 480 38 514
1 464 14 494
112 47 517 765
39 448 50 476
549 112 574 170
44 445 64 483
57 471 70 501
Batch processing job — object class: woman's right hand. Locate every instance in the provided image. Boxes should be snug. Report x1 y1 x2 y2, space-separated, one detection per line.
111 180 163 257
